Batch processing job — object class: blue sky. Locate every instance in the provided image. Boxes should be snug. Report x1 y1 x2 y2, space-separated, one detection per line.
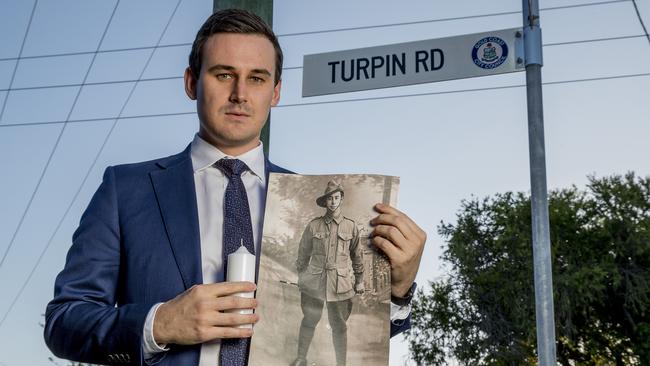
1 0 649 365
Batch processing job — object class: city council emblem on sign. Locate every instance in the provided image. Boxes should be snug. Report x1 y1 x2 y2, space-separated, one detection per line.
472 36 508 69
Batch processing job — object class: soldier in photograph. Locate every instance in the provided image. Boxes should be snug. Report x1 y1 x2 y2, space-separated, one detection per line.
292 180 365 366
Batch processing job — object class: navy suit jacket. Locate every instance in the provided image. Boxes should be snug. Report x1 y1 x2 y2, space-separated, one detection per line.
44 145 410 365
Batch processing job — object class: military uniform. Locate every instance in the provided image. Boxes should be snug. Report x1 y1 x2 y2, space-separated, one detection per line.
296 214 364 301
292 181 364 366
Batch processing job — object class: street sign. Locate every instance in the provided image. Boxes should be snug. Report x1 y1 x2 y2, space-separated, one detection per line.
302 28 524 97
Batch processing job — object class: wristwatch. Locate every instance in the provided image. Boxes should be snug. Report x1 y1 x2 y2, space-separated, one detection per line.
391 282 417 306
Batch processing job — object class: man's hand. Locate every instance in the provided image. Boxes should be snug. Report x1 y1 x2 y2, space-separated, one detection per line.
370 203 426 298
354 281 365 295
153 281 258 345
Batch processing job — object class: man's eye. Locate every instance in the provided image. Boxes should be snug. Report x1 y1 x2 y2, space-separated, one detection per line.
216 73 233 80
250 76 265 83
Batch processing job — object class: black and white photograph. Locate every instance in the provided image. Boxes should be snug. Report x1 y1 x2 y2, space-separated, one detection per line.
249 174 400 366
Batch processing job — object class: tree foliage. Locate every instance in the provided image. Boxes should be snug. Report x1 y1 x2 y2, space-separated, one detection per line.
407 173 650 365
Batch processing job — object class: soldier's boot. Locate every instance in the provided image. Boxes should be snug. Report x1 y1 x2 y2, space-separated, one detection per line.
289 358 307 366
292 321 316 365
332 328 348 366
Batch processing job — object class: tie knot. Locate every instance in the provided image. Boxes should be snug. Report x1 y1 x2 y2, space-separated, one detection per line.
215 158 248 178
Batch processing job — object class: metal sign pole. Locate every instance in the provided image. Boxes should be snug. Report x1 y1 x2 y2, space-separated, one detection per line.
522 0 557 364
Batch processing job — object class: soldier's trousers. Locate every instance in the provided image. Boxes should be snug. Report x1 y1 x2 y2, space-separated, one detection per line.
297 292 353 366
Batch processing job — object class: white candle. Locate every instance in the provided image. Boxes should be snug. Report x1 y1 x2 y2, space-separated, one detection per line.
226 243 256 328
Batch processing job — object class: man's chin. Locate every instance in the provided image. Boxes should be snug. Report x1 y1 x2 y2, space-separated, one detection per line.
203 132 261 152
200 124 261 144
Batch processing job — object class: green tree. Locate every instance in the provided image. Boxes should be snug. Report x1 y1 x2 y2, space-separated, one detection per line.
407 173 650 365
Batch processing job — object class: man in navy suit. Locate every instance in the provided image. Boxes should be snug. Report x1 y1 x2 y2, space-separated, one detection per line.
44 9 426 366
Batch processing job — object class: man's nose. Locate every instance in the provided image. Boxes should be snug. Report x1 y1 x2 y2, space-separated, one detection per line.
229 78 248 103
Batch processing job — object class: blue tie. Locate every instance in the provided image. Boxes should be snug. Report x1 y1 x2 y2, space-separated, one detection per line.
215 158 255 366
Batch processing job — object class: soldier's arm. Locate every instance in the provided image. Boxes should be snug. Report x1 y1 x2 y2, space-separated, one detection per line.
295 222 313 272
350 224 365 296
350 223 364 275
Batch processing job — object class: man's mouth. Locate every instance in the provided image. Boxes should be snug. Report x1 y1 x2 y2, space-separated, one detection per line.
225 110 250 117
226 113 249 117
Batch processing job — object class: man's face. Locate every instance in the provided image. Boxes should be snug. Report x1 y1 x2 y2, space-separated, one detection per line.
326 191 343 212
184 33 281 155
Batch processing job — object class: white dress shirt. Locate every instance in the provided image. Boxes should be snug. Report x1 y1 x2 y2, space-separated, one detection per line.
143 134 266 365
142 134 410 364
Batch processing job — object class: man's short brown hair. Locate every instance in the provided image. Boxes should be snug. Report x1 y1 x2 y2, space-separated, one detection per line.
189 9 283 85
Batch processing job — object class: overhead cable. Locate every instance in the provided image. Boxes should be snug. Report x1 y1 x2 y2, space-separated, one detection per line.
0 76 183 93
0 0 122 268
274 0 631 37
0 0 39 122
1 71 648 130
0 33 647 95
0 42 192 62
273 72 650 108
631 0 650 46
0 0 632 63
0 0 184 329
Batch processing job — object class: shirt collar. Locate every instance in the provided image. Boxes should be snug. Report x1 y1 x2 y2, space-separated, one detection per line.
190 134 266 182
324 209 343 225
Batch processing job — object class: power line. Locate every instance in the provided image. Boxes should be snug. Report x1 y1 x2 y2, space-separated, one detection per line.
0 59 307 92
542 33 646 47
0 0 121 268
0 71 648 130
541 0 629 12
1 33 646 95
276 10 521 37
631 0 650 46
0 111 195 128
0 0 632 64
273 72 650 108
274 0 631 37
0 0 184 329
0 60 325 92
0 42 192 62
544 72 650 85
0 0 39 123
0 76 183 93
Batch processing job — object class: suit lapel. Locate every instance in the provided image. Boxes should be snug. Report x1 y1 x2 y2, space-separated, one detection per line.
147 154 287 290
150 147 203 289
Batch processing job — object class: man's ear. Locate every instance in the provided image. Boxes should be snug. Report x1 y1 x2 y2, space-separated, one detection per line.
184 67 197 100
271 78 282 106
